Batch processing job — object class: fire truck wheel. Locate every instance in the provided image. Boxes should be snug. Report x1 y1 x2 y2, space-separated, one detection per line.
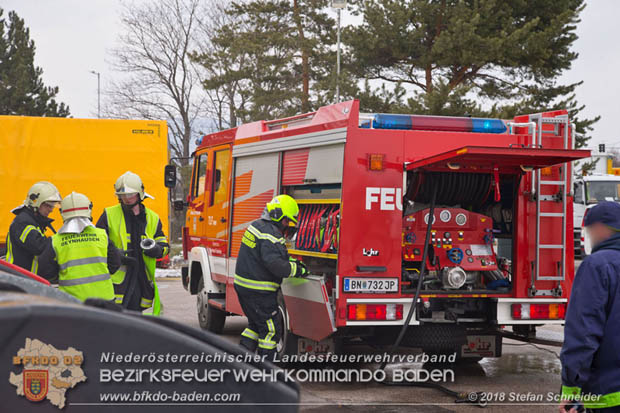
197 277 226 333
277 292 298 358
402 324 467 355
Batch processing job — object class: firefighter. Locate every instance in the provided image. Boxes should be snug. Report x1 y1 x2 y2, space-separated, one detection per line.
5 181 61 274
560 201 620 412
38 192 120 301
234 195 308 360
96 171 169 315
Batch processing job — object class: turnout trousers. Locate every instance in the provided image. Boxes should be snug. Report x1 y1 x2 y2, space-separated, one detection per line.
234 284 281 360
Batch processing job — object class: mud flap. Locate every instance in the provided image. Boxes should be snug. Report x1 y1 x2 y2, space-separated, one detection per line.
461 334 502 358
280 275 336 342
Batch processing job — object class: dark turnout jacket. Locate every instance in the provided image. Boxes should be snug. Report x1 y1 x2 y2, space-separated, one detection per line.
5 206 53 274
234 218 296 293
560 232 620 408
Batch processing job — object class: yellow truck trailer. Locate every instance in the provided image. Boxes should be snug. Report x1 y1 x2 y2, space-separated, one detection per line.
0 116 169 253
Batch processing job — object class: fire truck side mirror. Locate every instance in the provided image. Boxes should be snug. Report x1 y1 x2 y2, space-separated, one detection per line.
173 200 186 211
164 164 177 188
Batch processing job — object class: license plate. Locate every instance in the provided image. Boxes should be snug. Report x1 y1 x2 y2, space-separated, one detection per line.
343 278 398 293
298 338 335 355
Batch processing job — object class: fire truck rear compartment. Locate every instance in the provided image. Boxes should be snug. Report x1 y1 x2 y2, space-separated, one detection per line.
402 171 515 294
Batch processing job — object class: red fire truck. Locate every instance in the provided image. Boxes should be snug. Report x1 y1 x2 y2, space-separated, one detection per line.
165 100 589 360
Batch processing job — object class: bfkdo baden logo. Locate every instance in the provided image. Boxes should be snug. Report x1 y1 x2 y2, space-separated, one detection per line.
24 370 49 402
9 338 87 409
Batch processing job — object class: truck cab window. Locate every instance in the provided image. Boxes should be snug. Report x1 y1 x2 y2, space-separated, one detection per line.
586 181 620 203
193 153 208 199
211 149 230 206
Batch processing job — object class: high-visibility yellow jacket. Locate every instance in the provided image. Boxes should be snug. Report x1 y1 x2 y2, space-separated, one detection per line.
99 204 168 315
51 226 115 302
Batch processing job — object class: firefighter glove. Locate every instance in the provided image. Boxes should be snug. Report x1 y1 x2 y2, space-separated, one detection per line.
120 255 137 266
290 258 308 278
143 243 163 258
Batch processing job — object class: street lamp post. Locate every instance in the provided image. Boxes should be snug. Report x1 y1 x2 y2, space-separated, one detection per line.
332 0 346 103
90 70 101 118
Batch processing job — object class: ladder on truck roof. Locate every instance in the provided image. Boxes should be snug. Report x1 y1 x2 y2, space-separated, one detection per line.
528 114 571 295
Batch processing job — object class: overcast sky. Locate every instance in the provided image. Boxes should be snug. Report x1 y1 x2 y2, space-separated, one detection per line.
2 0 619 149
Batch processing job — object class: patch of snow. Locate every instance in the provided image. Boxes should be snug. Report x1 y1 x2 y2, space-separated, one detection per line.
155 268 181 278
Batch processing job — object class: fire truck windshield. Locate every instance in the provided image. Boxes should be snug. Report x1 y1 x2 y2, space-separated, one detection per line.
586 181 620 203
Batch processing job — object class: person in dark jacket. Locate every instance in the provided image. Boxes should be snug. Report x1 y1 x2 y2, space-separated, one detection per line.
560 201 620 412
5 181 62 274
234 195 308 360
96 172 169 315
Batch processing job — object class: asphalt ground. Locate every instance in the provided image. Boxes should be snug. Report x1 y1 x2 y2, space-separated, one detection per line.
157 276 567 412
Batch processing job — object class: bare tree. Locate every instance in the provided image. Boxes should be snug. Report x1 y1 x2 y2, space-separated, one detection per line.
104 0 205 164
104 0 208 242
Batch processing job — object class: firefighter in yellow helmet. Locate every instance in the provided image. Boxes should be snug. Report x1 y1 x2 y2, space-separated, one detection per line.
96 171 169 315
5 181 61 274
38 192 120 302
234 194 308 360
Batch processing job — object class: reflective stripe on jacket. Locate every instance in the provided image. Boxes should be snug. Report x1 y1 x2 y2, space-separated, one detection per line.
5 207 51 274
104 204 162 315
560 233 620 408
234 218 296 293
51 226 114 302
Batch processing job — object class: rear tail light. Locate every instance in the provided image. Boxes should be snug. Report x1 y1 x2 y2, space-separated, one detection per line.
582 208 589 228
347 304 403 321
511 303 566 320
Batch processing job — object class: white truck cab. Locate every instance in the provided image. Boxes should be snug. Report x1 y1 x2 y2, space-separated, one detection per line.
574 174 620 256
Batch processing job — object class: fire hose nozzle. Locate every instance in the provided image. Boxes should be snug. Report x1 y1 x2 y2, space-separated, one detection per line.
140 238 156 251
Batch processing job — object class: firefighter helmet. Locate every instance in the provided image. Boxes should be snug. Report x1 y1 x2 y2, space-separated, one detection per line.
114 171 153 200
266 195 299 225
60 192 93 221
25 181 62 209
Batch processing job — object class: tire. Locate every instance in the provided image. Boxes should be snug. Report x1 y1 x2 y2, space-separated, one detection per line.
276 292 298 358
401 324 467 354
197 277 226 334
405 325 484 363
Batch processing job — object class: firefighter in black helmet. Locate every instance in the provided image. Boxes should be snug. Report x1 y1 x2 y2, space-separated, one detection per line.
234 195 308 360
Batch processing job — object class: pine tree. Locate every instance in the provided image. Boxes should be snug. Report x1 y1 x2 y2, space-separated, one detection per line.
194 0 353 123
0 9 69 117
345 0 597 148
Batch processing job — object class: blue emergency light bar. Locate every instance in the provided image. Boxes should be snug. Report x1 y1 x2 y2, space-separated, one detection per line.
363 114 507 134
